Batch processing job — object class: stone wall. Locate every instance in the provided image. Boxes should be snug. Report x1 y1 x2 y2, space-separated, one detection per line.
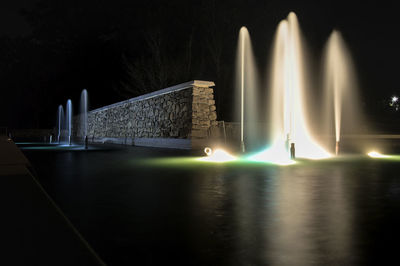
191 86 218 138
74 80 217 149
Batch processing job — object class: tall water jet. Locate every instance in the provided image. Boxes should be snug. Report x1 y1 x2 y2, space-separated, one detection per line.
80 89 88 141
270 12 330 159
240 28 245 152
323 30 364 154
57 105 64 143
235 26 260 152
66 99 72 145
251 12 329 163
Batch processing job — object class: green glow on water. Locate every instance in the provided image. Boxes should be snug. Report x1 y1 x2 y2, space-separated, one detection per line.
368 154 400 161
136 153 400 169
138 156 301 168
390 155 400 161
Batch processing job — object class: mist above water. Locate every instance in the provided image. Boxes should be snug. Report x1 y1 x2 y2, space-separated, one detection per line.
267 12 330 159
57 105 64 143
235 26 260 151
66 99 72 144
323 30 365 150
80 89 88 139
235 12 367 160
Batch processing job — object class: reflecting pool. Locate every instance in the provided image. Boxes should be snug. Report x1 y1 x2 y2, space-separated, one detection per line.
20 143 400 265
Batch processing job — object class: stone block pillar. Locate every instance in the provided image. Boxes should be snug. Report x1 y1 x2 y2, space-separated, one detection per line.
189 81 217 148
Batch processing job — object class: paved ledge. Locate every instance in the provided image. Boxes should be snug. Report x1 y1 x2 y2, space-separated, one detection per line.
89 137 213 150
133 138 192 149
1 137 105 265
0 136 30 175
90 137 193 149
341 134 400 139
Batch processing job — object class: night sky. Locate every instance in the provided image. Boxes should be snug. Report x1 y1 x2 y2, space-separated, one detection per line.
1 0 400 129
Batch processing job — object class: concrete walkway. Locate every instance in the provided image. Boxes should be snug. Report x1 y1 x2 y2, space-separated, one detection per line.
0 136 105 265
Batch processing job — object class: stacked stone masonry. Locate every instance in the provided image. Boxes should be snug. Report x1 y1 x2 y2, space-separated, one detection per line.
191 86 218 139
73 81 216 148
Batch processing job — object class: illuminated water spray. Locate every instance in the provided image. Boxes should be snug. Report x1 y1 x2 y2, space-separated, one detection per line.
240 28 245 152
236 27 259 152
66 99 72 145
251 12 330 163
57 105 64 143
323 30 363 154
202 14 367 164
80 89 88 140
199 26 258 163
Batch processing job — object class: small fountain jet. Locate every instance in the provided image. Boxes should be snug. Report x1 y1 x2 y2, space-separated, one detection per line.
66 99 72 145
57 105 64 143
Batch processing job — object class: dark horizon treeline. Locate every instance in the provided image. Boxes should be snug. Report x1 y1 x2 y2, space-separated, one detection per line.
1 0 399 129
1 0 243 128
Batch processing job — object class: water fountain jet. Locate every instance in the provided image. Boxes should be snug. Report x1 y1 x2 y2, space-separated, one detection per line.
240 29 245 153
57 105 64 143
236 26 259 153
80 89 88 141
66 99 72 145
251 12 330 162
323 30 365 154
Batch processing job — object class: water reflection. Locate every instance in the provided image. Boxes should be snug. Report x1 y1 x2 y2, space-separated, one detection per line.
22 146 400 265
265 166 356 265
188 166 358 265
266 167 315 266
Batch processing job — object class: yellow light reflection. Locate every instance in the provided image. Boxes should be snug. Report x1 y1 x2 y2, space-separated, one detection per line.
367 151 391 158
197 148 237 163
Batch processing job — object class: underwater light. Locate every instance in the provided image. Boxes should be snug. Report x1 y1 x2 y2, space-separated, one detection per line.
204 147 213 156
367 151 391 158
198 148 237 163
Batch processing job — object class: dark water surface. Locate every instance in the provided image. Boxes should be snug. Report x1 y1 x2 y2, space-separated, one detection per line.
21 143 400 265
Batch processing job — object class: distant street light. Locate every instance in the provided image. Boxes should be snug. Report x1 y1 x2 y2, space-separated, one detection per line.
390 95 399 111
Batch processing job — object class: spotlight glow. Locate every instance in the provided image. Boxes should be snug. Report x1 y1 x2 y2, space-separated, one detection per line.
204 147 213 156
248 143 296 165
198 148 237 163
392 96 398 103
367 151 391 158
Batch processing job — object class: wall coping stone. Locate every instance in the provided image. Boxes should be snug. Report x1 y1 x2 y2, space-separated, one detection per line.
91 80 215 113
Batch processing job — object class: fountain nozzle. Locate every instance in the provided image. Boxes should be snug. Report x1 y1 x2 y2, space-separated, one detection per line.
290 143 296 159
335 141 339 156
85 135 88 150
240 141 246 153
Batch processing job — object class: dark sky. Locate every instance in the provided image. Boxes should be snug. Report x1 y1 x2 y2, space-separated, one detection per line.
0 0 32 36
1 0 400 129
